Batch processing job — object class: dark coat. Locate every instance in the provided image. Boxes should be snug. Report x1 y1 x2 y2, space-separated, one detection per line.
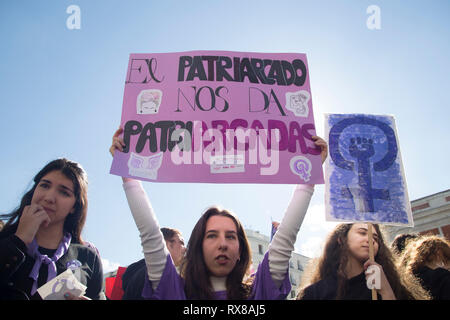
0 234 104 300
416 266 450 300
121 258 146 300
300 272 381 300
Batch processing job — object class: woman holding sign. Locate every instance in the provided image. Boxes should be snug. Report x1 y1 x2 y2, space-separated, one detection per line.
296 223 429 300
110 127 328 299
0 158 105 300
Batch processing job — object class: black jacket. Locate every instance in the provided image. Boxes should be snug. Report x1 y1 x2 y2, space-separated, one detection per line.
416 266 450 300
300 272 381 300
0 234 105 300
121 258 146 300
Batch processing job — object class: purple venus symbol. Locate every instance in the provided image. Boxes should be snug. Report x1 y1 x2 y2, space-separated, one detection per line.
290 156 311 182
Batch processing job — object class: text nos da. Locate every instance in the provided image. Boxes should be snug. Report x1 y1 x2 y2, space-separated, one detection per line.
173 85 289 116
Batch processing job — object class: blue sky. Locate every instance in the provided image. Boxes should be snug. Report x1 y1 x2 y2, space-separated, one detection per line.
1 0 449 273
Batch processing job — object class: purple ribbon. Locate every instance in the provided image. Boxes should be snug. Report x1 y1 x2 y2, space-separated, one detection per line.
27 233 72 296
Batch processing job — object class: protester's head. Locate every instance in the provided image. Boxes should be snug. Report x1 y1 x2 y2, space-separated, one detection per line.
298 222 420 299
398 235 450 272
181 206 252 299
394 234 449 300
315 223 385 275
391 233 419 257
1 158 88 243
161 227 186 267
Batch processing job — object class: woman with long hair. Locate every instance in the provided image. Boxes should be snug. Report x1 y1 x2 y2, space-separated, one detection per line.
110 127 328 299
0 158 105 300
178 207 252 299
297 223 429 300
397 234 450 300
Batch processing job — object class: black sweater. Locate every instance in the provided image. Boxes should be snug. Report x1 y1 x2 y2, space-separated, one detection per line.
300 271 381 300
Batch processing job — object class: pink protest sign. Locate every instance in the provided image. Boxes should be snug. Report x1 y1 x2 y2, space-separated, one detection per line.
110 50 324 184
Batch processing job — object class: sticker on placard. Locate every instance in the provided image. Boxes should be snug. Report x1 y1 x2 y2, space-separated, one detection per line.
137 89 163 114
128 152 163 180
210 155 245 174
290 156 312 182
285 90 310 117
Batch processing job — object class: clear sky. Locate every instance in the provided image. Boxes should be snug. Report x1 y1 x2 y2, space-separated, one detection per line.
1 0 449 273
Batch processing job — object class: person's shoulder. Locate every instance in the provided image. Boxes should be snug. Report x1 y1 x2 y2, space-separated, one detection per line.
83 241 99 253
417 266 448 279
304 277 332 291
123 259 146 280
300 275 337 300
68 241 101 260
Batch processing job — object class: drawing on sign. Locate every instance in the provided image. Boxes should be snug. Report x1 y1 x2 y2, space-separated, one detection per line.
137 89 163 114
127 152 164 180
285 90 310 117
329 116 398 213
290 156 312 182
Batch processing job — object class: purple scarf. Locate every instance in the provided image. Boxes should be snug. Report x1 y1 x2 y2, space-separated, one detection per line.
27 233 72 296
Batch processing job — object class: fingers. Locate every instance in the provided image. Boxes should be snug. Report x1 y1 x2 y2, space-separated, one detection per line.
40 213 51 228
363 259 381 270
15 204 51 244
363 259 373 270
311 136 328 164
64 292 91 300
312 136 328 149
112 128 125 148
64 292 90 300
110 140 125 157
23 204 43 215
312 136 326 145
110 127 126 157
23 204 50 223
113 127 123 139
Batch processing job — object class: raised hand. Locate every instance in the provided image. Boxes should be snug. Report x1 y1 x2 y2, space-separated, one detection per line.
364 259 396 300
110 127 126 157
311 136 328 164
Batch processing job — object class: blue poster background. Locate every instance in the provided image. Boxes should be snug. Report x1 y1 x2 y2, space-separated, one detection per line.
325 114 413 226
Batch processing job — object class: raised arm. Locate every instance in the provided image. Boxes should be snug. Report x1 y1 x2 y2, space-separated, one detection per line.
110 128 169 290
268 136 327 287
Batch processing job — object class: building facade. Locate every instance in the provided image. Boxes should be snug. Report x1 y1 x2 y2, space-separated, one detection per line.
384 189 450 242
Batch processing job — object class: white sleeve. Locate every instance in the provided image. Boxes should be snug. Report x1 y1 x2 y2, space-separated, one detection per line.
122 180 170 290
268 184 314 287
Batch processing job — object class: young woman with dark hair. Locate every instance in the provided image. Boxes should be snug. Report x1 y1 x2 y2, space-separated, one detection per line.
0 158 105 300
179 207 252 299
110 127 328 300
297 223 429 300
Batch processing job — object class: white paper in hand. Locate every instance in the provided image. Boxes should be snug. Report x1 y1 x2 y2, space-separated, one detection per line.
37 269 87 300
